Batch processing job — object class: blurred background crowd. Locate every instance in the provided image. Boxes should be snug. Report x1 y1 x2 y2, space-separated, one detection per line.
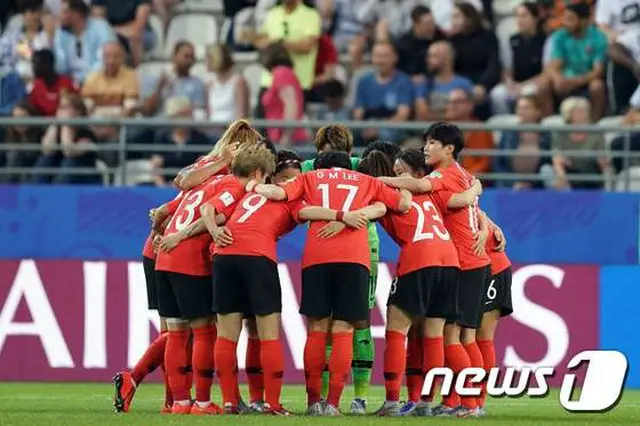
0 0 639 189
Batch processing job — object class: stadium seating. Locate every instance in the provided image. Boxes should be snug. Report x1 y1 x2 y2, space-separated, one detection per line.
615 166 640 192
164 14 218 59
598 115 625 149
242 63 264 109
95 159 111 186
147 14 166 59
179 0 225 13
486 114 519 144
541 115 565 127
113 159 154 186
493 0 519 16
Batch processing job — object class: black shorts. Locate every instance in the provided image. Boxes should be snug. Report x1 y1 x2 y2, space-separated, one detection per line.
301 263 369 322
143 256 158 310
156 270 213 320
456 266 491 329
388 266 459 322
484 267 513 317
212 255 282 316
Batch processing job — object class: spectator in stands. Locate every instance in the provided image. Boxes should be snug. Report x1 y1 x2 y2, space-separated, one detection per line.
429 0 485 34
205 43 249 134
151 96 211 186
91 0 155 66
310 33 338 102
317 78 349 121
0 66 27 116
1 101 42 183
491 2 551 116
547 2 607 120
353 41 412 145
445 88 493 174
448 2 500 119
320 0 377 51
607 27 640 114
29 49 77 116
139 41 206 117
374 0 431 42
32 94 99 183
494 94 551 189
0 0 51 78
395 5 444 82
548 97 609 189
538 0 592 33
254 0 321 103
259 42 308 146
415 41 473 121
55 0 117 85
81 41 139 141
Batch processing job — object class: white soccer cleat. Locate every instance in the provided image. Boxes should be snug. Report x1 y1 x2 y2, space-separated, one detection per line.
323 403 341 416
373 400 401 416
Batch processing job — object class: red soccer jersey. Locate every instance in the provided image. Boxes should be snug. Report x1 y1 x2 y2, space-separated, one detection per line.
380 192 460 276
155 175 245 276
282 168 404 268
486 223 511 275
192 155 230 176
427 162 490 271
142 232 155 259
142 192 184 259
215 195 305 262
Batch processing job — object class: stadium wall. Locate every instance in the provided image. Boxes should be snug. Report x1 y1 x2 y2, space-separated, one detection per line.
0 186 638 387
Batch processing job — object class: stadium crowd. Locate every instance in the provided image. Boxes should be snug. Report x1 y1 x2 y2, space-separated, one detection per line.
0 0 639 188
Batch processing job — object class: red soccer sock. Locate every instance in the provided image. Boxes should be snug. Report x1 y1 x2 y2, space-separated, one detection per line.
260 339 284 409
326 331 354 407
303 331 327 405
131 332 167 385
444 343 476 409
246 338 264 403
161 363 173 406
185 331 194 394
405 336 423 402
214 337 239 406
477 339 496 408
192 326 214 403
384 330 406 402
421 336 444 402
165 330 191 402
464 341 484 405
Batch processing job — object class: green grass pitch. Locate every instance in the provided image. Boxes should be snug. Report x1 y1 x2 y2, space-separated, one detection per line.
0 383 637 426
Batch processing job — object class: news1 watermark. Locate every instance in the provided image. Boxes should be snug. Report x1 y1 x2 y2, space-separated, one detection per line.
422 350 629 412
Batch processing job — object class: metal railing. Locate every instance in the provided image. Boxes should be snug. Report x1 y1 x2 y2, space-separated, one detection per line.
0 117 637 190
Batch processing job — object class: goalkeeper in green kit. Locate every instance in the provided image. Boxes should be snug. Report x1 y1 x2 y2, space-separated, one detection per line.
301 125 401 414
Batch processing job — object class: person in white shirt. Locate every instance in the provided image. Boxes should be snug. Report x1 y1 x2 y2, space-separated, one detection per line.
609 27 640 111
596 0 640 41
205 43 249 135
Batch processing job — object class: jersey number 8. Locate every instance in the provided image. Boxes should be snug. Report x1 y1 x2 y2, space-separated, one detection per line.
412 201 450 242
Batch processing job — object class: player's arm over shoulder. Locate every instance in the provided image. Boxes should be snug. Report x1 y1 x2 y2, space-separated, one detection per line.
447 178 483 209
378 174 435 193
375 178 412 212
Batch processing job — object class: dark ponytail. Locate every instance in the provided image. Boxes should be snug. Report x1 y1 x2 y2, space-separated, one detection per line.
357 150 394 178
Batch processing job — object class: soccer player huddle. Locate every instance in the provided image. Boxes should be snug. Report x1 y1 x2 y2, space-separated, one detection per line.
112 119 513 418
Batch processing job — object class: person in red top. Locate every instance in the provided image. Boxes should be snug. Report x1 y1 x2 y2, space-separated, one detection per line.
113 192 185 414
209 150 371 416
29 49 77 116
151 146 274 416
379 122 492 417
173 119 263 190
350 150 481 416
476 217 511 414
251 150 411 416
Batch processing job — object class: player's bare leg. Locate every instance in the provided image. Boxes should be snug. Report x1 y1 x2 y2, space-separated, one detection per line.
304 317 331 415
244 317 265 412
215 313 244 414
476 310 500 415
255 313 290 415
188 315 221 415
375 304 411 416
165 318 193 414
